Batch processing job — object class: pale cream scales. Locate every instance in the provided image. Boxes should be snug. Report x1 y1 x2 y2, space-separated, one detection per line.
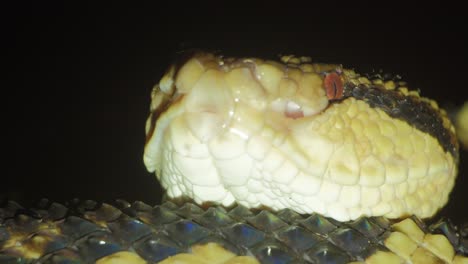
144 53 458 221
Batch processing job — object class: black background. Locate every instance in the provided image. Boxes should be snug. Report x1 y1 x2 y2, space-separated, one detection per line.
4 2 467 224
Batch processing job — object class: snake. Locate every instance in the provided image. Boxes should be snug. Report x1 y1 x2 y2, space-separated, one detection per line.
1 52 466 263
144 52 458 222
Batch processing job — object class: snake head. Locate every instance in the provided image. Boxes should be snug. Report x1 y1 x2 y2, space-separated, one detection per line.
144 52 458 221
144 52 343 172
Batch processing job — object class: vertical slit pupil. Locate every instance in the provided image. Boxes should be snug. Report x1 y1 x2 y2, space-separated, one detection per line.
325 72 343 100
331 81 337 98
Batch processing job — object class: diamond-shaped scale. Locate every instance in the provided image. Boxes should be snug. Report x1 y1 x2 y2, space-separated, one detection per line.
32 200 68 221
228 204 255 221
252 240 298 264
139 206 180 227
165 220 211 247
347 217 386 240
59 216 105 240
276 208 304 224
75 231 122 263
160 201 179 210
3 213 42 235
195 207 235 228
74 200 100 213
247 210 288 233
304 241 351 264
299 214 337 236
276 225 323 253
30 230 69 256
0 201 23 220
175 203 204 219
133 232 182 262
107 215 153 245
328 227 370 255
116 200 151 217
130 201 153 212
221 223 265 248
371 216 391 230
84 203 122 223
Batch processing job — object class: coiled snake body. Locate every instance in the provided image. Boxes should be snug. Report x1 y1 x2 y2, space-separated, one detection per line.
144 52 458 222
1 53 466 263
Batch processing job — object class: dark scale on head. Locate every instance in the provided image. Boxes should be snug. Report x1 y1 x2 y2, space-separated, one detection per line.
364 71 404 83
337 82 459 160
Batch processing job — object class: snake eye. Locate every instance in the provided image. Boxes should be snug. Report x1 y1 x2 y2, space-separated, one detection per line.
324 72 344 100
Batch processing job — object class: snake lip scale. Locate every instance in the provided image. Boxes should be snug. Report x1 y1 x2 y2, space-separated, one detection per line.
144 52 459 222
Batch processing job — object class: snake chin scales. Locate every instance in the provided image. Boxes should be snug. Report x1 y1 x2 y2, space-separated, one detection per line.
144 52 459 222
